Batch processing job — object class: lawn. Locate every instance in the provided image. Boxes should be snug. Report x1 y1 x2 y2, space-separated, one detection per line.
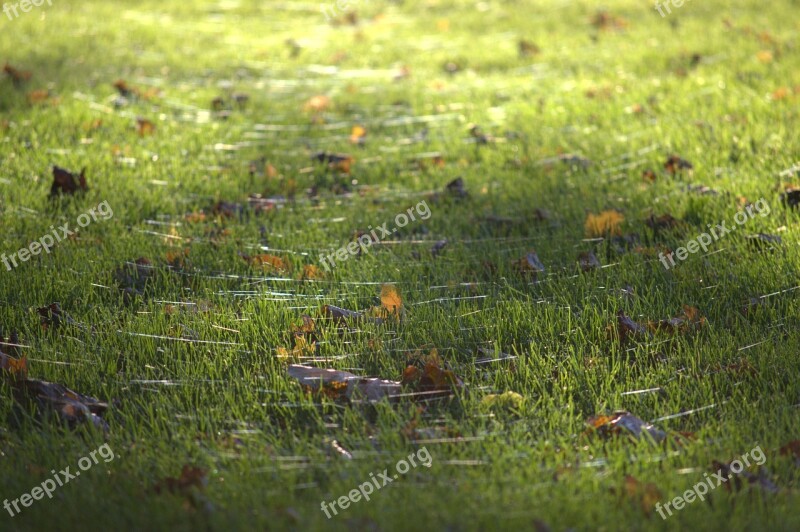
1 0 800 530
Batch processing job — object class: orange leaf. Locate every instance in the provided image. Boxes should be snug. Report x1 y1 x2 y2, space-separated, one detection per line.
585 210 624 237
27 89 50 104
304 95 330 112
380 284 403 318
136 117 156 136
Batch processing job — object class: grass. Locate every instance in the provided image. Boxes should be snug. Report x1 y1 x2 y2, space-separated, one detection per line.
1 0 800 530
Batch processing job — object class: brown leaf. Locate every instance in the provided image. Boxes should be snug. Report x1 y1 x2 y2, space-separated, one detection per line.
711 459 778 493
300 264 324 280
27 89 52 104
13 378 108 431
401 349 465 396
241 253 288 272
780 187 800 210
518 39 540 57
0 350 27 381
154 464 208 495
619 475 663 518
664 155 693 175
50 166 88 197
644 213 683 232
586 411 666 443
4 63 32 86
577 251 601 272
779 440 800 461
591 10 627 30
616 311 651 344
136 117 156 136
312 151 354 173
648 305 706 334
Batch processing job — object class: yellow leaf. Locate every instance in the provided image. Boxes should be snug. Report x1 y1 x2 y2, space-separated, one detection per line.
350 125 366 144
380 284 403 318
585 210 624 237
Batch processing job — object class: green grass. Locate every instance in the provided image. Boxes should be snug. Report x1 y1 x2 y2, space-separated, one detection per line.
1 0 800 530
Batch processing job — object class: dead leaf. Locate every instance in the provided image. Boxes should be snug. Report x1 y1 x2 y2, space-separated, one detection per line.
619 475 663 518
518 39 540 57
304 95 331 113
648 305 706 334
379 284 403 319
240 253 288 272
401 349 464 396
288 365 402 401
586 411 667 443
13 378 108 431
4 63 32 86
515 249 546 278
578 251 601 272
136 117 156 136
350 125 366 145
50 166 88 197
585 210 624 237
664 155 693 175
616 311 651 344
312 151 354 173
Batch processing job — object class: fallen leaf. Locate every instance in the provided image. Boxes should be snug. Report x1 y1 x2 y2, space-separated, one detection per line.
136 117 156 136
648 305 706 334
619 475 663 518
241 253 288 272
711 459 778 493
50 166 88 197
379 284 403 319
13 378 108 431
349 125 367 145
401 349 464 396
515 250 545 277
578 251 601 272
288 365 402 401
304 95 331 113
3 63 32 86
27 89 51 104
664 155 693 175
591 10 627 30
616 311 651 344
586 411 667 443
644 213 683 232
585 210 624 237
312 151 354 173
780 187 800 209
518 39 540 57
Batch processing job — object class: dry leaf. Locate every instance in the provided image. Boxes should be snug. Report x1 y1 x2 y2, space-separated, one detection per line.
136 117 156 136
586 411 666 443
585 210 624 237
304 95 331 112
